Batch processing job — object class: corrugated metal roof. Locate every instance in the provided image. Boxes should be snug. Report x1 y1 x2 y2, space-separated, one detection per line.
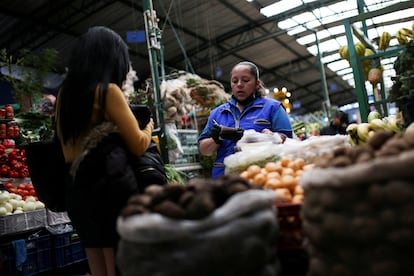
0 0 413 115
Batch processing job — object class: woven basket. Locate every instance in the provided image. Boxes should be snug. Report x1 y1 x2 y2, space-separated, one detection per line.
300 149 414 276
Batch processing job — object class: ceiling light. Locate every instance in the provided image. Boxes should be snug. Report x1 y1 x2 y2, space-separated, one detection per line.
260 0 303 17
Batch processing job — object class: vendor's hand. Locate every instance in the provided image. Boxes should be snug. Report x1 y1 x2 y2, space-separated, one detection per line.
220 126 244 141
261 129 286 143
210 124 222 144
261 129 273 134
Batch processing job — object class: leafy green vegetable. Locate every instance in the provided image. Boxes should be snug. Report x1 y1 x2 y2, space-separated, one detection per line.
14 112 55 145
164 164 186 185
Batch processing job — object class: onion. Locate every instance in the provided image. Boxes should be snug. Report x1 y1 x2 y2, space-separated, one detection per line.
23 201 36 211
25 196 36 203
0 202 12 213
35 201 45 209
0 206 7 216
0 192 11 204
8 199 19 210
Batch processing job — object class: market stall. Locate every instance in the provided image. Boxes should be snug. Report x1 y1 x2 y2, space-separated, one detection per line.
0 105 87 275
0 2 413 274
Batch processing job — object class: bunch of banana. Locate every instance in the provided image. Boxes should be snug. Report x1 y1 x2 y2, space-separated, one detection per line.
362 48 375 80
346 123 370 145
396 28 414 45
339 45 350 61
346 112 402 145
378 32 391 50
354 42 366 57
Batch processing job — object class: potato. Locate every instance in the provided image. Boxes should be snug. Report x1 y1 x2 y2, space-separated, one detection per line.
292 194 304 204
274 188 292 203
253 173 267 186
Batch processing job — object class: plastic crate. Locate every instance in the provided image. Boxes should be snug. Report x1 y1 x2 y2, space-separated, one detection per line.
0 233 53 276
275 203 304 250
52 230 87 268
0 209 47 236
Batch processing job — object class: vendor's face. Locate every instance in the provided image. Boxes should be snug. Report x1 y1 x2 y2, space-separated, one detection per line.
230 65 259 102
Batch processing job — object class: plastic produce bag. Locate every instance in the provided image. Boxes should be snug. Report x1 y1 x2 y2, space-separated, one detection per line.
238 129 283 145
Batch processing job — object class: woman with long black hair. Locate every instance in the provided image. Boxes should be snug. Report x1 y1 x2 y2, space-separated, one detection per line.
56 26 153 275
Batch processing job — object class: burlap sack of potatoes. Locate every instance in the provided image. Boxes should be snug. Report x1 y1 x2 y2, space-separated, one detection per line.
300 149 414 276
116 189 280 276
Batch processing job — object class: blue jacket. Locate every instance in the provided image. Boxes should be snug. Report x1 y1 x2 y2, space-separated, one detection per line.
198 97 292 179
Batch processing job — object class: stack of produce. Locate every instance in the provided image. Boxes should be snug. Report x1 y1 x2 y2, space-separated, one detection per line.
338 42 382 84
224 134 348 175
300 124 414 276
0 190 44 216
346 111 402 145
160 72 230 121
116 176 279 276
338 22 414 86
0 147 30 178
238 157 311 204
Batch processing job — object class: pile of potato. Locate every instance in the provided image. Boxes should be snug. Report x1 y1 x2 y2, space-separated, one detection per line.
315 127 414 169
120 175 258 220
239 157 313 204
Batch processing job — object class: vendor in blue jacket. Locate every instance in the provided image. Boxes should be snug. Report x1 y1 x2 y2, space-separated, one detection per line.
198 61 293 179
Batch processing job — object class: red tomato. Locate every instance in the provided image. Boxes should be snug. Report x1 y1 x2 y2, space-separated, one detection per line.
29 189 37 196
5 183 13 189
9 188 18 194
21 190 29 196
25 184 34 190
17 183 26 190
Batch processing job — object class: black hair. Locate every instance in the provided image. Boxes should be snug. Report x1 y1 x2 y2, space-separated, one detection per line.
235 61 259 80
335 111 349 125
58 26 130 143
232 61 265 97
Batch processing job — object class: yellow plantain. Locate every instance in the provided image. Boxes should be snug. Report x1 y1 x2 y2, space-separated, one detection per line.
355 42 366 57
364 48 374 56
346 123 358 136
396 29 408 45
339 45 349 60
383 116 401 133
369 118 386 130
400 28 414 38
347 135 358 146
357 123 371 142
379 32 391 50
346 123 359 145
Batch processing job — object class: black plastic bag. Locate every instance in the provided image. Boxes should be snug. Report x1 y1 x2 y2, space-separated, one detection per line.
129 141 167 193
23 137 67 212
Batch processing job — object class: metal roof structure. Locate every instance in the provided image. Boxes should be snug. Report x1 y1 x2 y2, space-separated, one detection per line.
0 0 413 115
